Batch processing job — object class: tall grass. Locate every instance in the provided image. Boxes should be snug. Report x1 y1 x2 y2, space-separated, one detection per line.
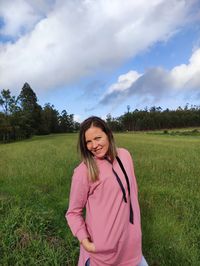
0 133 200 265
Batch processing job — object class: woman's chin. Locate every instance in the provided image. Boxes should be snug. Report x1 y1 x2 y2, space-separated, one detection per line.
94 152 106 159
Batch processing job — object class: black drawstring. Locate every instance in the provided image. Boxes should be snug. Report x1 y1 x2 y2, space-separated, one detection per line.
107 159 127 203
105 156 134 224
116 156 134 224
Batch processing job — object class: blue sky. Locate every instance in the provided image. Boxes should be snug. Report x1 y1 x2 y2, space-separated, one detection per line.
0 0 200 122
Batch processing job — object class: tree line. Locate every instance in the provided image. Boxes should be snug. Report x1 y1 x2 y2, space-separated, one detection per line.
0 83 79 142
106 105 200 132
1 83 200 143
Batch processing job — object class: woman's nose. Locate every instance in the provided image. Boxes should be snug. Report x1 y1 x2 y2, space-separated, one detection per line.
92 140 98 149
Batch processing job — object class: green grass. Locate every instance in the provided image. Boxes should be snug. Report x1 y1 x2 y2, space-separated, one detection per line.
0 133 200 265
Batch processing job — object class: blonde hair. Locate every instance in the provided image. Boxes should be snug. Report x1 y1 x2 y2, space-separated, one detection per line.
78 116 117 182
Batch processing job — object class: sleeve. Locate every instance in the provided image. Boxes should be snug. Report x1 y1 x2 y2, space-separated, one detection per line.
65 164 90 242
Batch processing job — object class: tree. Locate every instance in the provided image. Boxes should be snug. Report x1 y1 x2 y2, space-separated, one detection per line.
106 114 122 132
59 110 74 133
40 103 60 134
0 89 20 141
0 84 79 142
19 83 42 136
0 89 16 116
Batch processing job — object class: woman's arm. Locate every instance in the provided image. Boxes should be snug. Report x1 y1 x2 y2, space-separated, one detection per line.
65 164 90 243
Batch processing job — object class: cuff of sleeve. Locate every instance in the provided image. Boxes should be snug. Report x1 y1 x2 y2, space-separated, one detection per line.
76 228 89 243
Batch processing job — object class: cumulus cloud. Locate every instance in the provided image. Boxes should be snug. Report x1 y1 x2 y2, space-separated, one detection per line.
100 48 200 106
0 0 199 94
171 48 200 89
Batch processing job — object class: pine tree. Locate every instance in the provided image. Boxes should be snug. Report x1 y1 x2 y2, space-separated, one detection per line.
19 83 42 136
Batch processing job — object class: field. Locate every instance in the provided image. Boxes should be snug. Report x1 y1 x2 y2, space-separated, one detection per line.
0 133 200 266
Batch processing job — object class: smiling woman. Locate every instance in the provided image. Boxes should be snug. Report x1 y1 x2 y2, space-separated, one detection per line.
65 116 148 266
85 127 110 159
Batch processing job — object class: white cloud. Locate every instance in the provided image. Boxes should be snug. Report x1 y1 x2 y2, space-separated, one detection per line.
108 71 142 93
100 48 200 106
0 0 51 38
0 0 199 95
171 48 200 89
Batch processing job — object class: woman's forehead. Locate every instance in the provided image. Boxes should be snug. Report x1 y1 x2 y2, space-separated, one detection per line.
85 126 105 138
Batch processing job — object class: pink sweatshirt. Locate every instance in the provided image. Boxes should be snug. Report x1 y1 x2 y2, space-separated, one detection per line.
66 148 142 266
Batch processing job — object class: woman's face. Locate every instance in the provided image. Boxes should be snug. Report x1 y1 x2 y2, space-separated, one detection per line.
85 126 110 159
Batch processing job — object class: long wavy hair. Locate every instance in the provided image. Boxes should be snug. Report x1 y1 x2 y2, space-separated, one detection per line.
78 116 117 182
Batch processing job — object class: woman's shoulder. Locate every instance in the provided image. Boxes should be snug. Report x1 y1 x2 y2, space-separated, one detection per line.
73 161 89 182
117 147 133 164
74 161 88 173
117 147 131 158
116 148 134 169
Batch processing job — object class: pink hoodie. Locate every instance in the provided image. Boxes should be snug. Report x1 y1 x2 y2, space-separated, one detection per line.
66 148 142 266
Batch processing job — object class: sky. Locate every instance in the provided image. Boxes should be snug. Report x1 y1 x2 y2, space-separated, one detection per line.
0 0 200 122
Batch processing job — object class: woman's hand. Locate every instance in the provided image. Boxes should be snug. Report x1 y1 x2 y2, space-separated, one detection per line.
81 238 96 253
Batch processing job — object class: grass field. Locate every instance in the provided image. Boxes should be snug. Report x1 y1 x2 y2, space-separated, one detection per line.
0 133 200 265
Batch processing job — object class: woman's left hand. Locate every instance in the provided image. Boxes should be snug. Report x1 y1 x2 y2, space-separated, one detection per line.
81 238 96 253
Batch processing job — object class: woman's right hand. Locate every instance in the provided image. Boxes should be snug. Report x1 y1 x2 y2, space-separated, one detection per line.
81 238 96 253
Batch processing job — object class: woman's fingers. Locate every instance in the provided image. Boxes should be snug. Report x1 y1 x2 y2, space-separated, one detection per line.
89 242 96 252
81 238 96 252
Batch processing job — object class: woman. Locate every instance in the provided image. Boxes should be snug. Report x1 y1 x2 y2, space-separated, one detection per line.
66 116 148 266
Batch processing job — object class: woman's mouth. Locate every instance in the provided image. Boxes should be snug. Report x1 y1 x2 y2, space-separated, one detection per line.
94 148 102 153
